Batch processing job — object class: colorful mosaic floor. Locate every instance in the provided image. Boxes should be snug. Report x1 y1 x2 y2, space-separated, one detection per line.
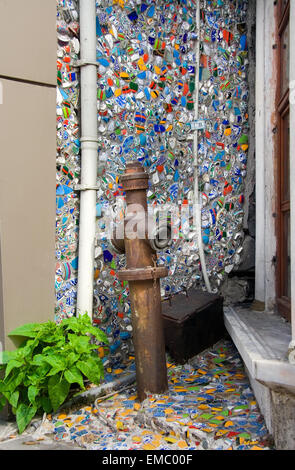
39 339 273 450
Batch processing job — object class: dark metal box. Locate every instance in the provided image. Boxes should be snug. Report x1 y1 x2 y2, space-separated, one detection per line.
161 288 225 364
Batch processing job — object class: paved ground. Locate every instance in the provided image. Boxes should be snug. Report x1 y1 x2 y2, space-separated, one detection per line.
0 339 274 451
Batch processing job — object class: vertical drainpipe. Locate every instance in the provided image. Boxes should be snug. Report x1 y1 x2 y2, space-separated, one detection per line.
76 0 98 318
193 2 212 293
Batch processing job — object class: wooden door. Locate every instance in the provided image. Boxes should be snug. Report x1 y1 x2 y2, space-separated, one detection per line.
276 0 291 321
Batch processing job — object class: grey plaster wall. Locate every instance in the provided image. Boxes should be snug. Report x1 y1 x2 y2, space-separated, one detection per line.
0 1 57 352
270 389 295 450
248 367 295 450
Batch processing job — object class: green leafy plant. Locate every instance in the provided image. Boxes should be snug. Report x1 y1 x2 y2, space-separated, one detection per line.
0 314 108 433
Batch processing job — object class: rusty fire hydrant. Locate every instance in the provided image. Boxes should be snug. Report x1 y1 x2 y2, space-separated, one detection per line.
112 162 170 401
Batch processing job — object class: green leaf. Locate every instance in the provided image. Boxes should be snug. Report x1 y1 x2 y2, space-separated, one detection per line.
16 339 39 359
64 366 85 389
4 359 23 379
68 334 91 354
44 355 66 372
48 375 70 412
87 325 109 345
28 385 39 405
40 396 52 414
61 316 80 333
0 350 18 365
8 323 40 338
66 352 79 368
16 403 37 434
1 316 109 423
33 322 59 342
9 390 19 408
76 357 103 385
86 354 104 378
31 354 46 366
0 394 7 411
27 362 51 385
62 314 108 345
3 371 25 394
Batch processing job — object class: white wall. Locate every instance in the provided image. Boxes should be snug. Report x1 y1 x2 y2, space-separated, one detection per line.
255 0 280 313
255 0 295 350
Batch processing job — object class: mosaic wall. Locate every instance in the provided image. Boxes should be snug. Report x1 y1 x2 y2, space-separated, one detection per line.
56 0 80 321
55 0 249 369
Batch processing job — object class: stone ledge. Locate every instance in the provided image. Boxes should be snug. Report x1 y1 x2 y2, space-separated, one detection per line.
224 305 295 395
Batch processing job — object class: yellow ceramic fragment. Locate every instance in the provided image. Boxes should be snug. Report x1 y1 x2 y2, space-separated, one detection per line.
178 440 188 449
215 430 228 437
116 421 124 430
143 444 156 450
138 58 147 71
151 439 161 448
224 420 234 427
151 90 159 99
120 72 130 81
76 426 86 431
164 436 178 443
198 404 210 410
